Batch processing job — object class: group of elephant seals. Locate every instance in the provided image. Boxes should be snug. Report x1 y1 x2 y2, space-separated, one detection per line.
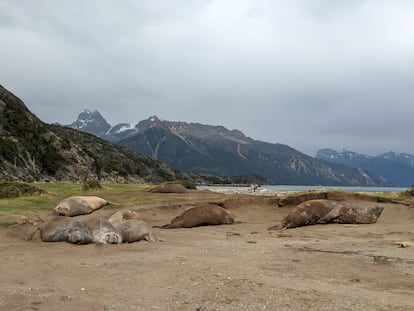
161 203 235 229
41 209 156 244
268 199 384 230
54 196 110 217
108 210 157 242
40 217 122 244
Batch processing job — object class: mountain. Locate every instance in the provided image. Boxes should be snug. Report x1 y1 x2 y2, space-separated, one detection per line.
0 85 183 183
69 110 152 142
68 109 111 137
67 110 390 186
316 149 414 187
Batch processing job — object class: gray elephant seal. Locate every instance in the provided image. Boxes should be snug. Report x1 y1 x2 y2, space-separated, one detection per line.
108 210 157 242
54 196 110 217
317 204 384 225
40 217 93 244
81 217 122 244
40 217 122 244
161 203 235 229
268 199 384 230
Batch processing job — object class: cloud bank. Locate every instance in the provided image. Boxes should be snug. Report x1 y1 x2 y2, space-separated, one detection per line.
1 0 414 156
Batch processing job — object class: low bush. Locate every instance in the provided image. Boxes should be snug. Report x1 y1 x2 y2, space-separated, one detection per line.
0 181 45 199
400 187 414 198
82 179 103 191
168 180 197 190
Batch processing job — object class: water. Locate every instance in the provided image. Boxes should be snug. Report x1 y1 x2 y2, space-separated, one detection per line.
197 184 408 195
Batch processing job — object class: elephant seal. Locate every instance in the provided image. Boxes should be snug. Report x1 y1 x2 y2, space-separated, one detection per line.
54 196 110 217
161 203 235 229
150 184 187 193
268 199 384 230
40 217 93 244
81 217 122 244
269 199 333 230
317 204 384 225
108 210 157 242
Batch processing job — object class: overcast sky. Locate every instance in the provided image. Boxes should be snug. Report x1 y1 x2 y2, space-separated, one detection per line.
1 0 414 156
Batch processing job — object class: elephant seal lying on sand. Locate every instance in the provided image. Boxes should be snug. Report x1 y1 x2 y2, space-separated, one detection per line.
268 199 384 230
317 203 384 225
161 203 235 229
40 217 93 244
150 184 187 193
108 210 157 242
54 196 110 217
81 217 122 244
40 217 122 244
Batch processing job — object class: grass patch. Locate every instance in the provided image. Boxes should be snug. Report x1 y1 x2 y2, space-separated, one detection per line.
0 183 152 218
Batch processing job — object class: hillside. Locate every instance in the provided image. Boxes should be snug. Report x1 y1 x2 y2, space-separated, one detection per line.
68 111 390 186
0 85 182 183
316 149 414 187
119 123 389 186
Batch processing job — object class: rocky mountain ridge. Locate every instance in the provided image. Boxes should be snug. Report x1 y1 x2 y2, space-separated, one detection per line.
316 149 414 187
0 85 186 183
68 110 391 186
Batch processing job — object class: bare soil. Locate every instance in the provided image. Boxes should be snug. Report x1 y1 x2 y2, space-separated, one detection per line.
1 190 414 311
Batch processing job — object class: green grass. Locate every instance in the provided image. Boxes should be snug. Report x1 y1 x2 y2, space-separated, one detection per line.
0 183 153 225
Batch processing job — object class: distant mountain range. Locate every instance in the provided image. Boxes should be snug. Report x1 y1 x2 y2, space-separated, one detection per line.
316 149 414 187
67 109 390 186
0 85 187 183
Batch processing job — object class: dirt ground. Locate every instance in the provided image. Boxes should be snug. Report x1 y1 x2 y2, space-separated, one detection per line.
1 190 414 311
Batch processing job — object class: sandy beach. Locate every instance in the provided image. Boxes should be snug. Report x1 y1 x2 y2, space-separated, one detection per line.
1 189 414 311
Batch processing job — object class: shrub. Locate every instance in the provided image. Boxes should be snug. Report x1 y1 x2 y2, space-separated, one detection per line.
400 187 414 198
0 181 45 199
82 179 103 191
168 180 197 190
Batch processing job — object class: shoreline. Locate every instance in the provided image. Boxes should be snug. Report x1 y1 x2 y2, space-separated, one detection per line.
197 184 408 196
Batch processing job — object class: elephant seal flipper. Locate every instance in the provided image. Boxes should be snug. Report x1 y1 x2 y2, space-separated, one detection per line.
317 206 344 224
267 223 284 231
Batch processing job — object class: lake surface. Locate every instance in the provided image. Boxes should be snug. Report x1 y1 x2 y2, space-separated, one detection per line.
197 185 408 195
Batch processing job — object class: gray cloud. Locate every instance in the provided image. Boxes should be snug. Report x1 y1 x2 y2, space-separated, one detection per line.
1 0 414 156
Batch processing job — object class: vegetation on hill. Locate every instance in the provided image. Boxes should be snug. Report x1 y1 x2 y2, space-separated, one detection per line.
0 85 187 183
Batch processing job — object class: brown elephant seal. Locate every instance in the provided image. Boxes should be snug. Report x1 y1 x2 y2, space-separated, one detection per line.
268 199 384 230
54 196 110 217
150 184 187 193
81 217 122 244
268 199 334 230
108 210 157 242
161 203 235 229
317 204 384 224
40 217 93 244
